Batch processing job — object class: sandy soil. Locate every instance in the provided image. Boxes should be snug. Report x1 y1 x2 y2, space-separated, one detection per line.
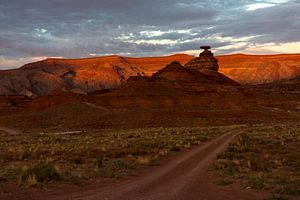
12 129 266 200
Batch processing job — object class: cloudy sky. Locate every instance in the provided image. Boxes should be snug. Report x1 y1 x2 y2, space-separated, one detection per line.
0 0 300 69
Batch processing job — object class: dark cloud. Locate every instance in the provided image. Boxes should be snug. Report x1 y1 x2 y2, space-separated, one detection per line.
0 0 299 68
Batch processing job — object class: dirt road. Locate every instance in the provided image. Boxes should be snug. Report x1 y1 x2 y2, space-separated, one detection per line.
83 102 110 111
0 126 20 135
30 129 264 200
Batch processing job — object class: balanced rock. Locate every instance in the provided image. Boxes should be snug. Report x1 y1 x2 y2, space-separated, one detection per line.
185 46 219 71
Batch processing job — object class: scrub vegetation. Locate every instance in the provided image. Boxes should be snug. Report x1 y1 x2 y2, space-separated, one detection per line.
214 124 300 200
0 125 237 187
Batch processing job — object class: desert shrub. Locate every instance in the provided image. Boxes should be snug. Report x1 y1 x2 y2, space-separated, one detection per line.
94 155 104 168
214 159 239 176
111 160 135 171
20 163 62 185
158 149 168 157
247 156 272 172
246 176 266 190
136 156 158 166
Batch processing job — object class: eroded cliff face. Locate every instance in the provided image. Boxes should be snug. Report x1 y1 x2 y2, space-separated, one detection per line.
1 53 300 96
0 56 141 97
185 46 219 72
91 61 243 111
218 54 300 84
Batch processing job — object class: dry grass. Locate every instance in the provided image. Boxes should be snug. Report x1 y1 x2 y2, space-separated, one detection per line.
0 125 238 186
214 123 300 200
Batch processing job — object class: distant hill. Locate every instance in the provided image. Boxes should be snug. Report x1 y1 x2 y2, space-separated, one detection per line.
1 53 300 96
218 54 300 84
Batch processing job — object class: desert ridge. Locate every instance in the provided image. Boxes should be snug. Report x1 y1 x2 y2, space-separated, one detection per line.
1 50 300 97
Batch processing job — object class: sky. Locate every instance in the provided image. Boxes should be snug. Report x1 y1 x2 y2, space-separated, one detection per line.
0 0 300 69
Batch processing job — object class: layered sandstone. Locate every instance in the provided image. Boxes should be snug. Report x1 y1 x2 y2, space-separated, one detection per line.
91 61 242 110
185 46 219 71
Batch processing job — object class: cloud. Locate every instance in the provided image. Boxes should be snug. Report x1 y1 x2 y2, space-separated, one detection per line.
0 0 299 68
0 56 47 69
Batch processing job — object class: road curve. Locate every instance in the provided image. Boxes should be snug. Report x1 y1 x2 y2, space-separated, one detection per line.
33 129 264 200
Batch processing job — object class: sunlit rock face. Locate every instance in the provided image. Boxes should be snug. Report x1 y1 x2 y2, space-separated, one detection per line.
96 61 240 110
185 46 219 72
0 55 192 97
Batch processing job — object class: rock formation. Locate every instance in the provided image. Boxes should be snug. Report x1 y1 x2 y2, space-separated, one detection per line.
0 55 192 97
217 54 300 84
2 60 296 131
185 46 219 72
1 52 300 96
105 61 239 104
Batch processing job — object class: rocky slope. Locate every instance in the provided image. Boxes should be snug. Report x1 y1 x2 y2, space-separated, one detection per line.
1 53 300 96
88 61 248 111
0 55 192 97
218 54 300 84
0 61 259 130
